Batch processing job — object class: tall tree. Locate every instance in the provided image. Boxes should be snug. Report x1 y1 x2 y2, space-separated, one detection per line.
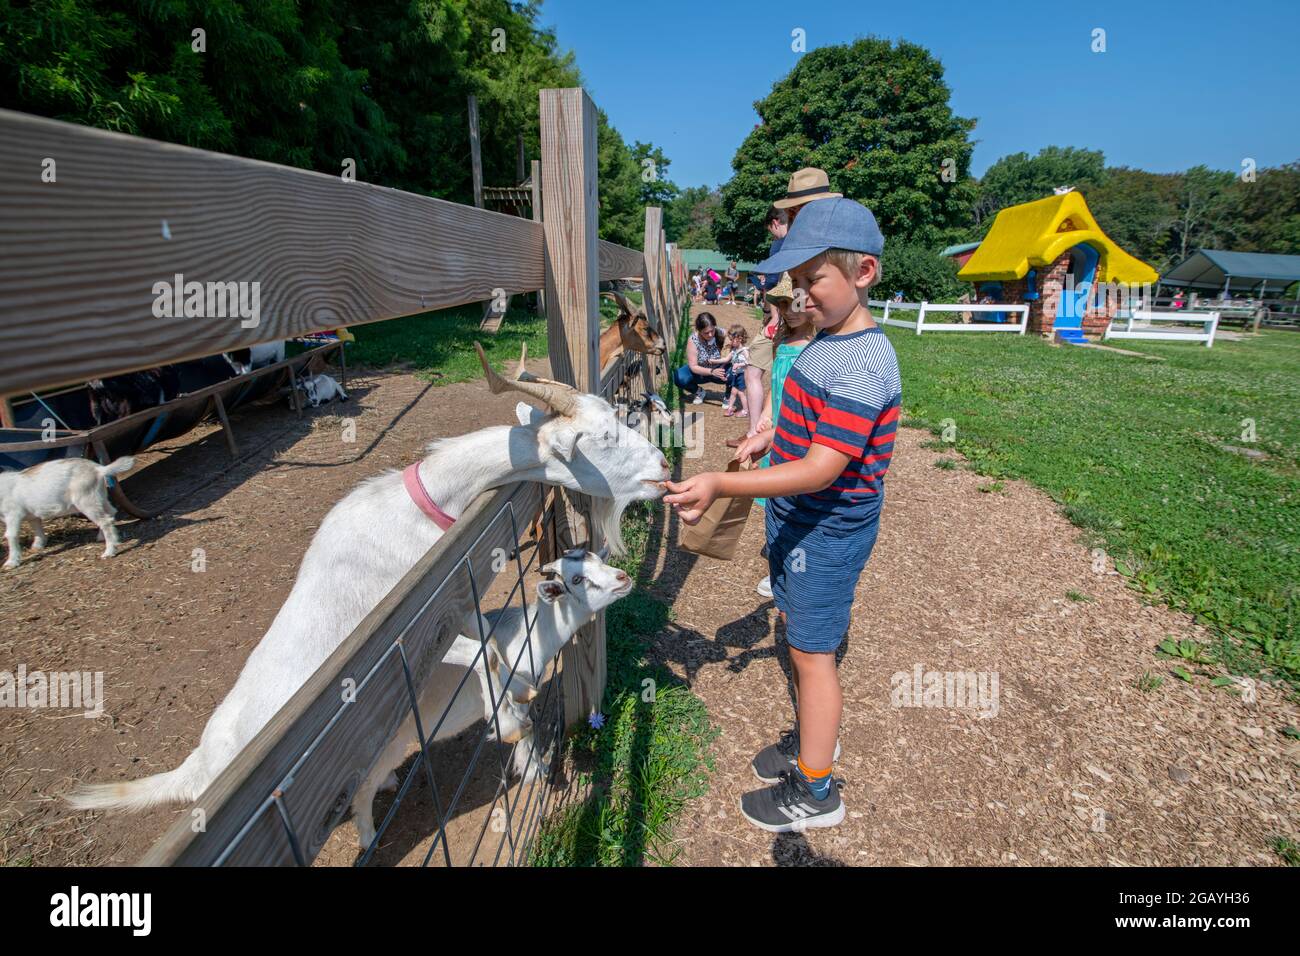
0 0 671 238
1085 167 1179 269
975 146 1108 227
666 185 721 249
1168 165 1238 262
630 141 679 209
713 37 977 262
1228 162 1300 255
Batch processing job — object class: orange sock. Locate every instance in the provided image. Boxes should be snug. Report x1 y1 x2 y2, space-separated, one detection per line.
796 756 832 798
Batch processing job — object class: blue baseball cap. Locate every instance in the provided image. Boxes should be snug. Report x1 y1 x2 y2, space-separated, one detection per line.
753 197 884 274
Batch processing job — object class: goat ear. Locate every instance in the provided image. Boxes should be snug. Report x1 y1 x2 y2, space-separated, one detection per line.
536 580 565 604
548 427 580 461
515 401 545 428
595 544 610 561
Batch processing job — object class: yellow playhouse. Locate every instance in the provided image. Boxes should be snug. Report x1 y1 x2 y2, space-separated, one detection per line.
958 191 1159 342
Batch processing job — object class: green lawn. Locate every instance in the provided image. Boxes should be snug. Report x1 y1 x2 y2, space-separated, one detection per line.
529 498 718 867
885 327 1300 686
345 296 633 381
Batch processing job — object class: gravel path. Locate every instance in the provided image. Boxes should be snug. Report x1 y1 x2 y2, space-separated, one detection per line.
645 302 1297 867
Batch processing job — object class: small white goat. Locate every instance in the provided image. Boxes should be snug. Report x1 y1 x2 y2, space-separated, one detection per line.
301 372 348 407
351 547 633 848
1 457 134 569
65 344 667 821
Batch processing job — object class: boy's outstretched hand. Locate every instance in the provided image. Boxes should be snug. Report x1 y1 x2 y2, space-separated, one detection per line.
663 473 721 525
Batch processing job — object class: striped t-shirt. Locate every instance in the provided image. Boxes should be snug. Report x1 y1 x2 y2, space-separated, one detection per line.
766 326 902 533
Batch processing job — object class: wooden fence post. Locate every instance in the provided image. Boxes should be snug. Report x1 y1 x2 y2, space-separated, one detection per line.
641 207 666 393
672 247 684 328
468 95 483 209
540 88 605 729
531 159 544 317
658 227 672 341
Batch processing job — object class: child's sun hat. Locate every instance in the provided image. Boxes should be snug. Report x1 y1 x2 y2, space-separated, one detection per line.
764 273 794 305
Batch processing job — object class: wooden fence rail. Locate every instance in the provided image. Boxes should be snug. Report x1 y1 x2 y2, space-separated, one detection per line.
0 107 657 396
0 86 685 865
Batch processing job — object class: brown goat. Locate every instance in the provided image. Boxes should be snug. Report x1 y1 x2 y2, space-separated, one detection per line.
599 292 667 371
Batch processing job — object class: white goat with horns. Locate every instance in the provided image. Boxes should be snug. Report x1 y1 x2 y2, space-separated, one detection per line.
66 344 669 816
351 546 634 849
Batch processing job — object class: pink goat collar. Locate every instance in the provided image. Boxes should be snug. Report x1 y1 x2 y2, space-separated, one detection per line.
403 462 456 530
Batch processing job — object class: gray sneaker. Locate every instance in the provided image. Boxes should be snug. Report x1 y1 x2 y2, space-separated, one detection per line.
751 727 841 783
740 770 844 832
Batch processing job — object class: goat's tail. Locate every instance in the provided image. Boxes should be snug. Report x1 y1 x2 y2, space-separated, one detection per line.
65 749 208 812
95 457 135 479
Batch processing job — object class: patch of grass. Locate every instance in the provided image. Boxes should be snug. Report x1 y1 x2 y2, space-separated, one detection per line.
933 458 958 470
1271 836 1300 867
1066 590 1092 602
659 302 693 470
347 303 548 383
886 327 1300 687
1136 671 1164 692
530 499 718 866
978 481 1005 494
1157 636 1216 665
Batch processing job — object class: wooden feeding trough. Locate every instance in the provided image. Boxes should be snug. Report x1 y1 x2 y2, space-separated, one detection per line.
0 340 345 519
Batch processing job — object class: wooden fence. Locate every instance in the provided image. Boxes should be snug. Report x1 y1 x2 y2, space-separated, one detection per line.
0 87 687 864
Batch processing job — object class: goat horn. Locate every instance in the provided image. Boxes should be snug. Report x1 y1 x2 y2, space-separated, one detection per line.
475 341 579 417
608 290 636 316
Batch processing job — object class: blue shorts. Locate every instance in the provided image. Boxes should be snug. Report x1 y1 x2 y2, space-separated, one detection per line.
764 506 880 653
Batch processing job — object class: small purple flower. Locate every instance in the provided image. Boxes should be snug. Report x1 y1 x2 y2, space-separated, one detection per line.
587 711 606 730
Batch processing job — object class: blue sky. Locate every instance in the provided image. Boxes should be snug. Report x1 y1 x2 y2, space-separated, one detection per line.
541 0 1300 189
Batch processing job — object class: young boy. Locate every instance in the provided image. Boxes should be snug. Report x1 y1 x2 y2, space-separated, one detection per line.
663 197 901 832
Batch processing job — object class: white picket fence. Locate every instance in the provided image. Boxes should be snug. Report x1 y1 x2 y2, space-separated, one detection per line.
1103 310 1220 348
872 299 1029 335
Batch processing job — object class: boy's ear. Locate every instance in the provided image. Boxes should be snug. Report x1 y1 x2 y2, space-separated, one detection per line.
856 254 879 290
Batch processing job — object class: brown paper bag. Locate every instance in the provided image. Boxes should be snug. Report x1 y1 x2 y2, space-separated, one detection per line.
680 458 754 560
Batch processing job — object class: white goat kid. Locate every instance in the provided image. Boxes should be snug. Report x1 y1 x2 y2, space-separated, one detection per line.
302 372 348 407
65 344 668 818
351 547 633 849
1 457 134 569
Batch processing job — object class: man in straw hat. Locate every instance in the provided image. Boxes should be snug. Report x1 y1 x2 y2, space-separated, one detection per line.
772 167 843 217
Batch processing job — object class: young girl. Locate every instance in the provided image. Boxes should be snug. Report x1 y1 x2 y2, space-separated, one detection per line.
752 279 816 597
722 324 750 417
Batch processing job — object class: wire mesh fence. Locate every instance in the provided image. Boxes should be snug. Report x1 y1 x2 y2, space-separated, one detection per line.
143 352 650 867
141 480 592 866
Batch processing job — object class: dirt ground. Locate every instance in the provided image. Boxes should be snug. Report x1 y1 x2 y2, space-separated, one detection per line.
643 301 1297 866
3 305 1296 868
0 356 574 867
